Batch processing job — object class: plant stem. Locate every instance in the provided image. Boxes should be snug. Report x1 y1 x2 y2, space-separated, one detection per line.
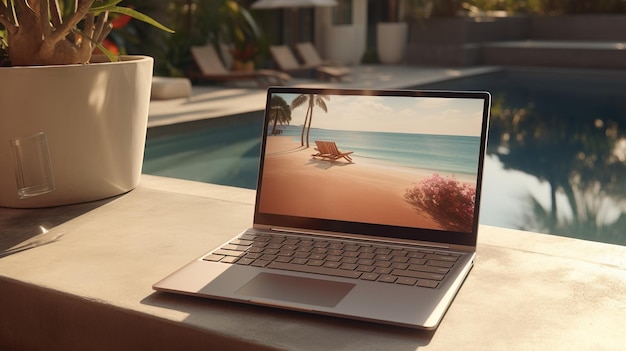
48 0 95 45
49 0 63 29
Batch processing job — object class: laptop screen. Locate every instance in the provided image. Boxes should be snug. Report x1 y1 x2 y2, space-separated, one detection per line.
254 88 490 247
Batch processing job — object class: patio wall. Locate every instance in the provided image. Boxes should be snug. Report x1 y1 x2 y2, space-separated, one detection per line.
405 15 626 68
530 15 626 41
406 16 529 66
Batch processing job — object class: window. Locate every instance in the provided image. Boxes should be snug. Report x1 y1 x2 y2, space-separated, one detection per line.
332 0 353 25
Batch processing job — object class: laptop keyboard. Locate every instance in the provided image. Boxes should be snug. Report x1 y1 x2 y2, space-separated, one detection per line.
203 230 462 289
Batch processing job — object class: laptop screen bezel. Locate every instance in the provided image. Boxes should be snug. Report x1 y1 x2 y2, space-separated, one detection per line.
254 87 491 247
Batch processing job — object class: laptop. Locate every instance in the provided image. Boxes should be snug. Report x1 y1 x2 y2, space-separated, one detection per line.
154 87 491 329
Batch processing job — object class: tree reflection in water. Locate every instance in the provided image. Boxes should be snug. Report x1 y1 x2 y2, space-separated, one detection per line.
422 69 626 245
488 97 626 245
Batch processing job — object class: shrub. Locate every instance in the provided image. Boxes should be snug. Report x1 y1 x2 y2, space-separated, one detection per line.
404 173 476 232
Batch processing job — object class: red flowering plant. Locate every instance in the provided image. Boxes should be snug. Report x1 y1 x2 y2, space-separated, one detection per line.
227 1 262 64
232 42 257 63
404 173 476 232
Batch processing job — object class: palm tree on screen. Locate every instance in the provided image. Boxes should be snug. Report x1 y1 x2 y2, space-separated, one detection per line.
269 96 291 135
291 94 329 148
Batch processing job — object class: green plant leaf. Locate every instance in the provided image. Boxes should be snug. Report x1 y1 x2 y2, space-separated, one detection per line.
102 6 174 33
90 0 123 12
93 41 119 62
72 27 119 62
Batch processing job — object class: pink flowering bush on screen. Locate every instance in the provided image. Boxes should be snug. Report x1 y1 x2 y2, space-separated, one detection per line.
404 174 476 232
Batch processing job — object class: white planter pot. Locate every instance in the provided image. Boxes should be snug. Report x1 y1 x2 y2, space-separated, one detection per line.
0 56 153 208
325 25 366 65
377 22 408 64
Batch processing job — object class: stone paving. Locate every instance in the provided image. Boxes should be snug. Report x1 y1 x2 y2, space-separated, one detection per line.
148 65 498 128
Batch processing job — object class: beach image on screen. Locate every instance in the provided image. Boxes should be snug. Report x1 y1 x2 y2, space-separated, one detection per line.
258 93 485 233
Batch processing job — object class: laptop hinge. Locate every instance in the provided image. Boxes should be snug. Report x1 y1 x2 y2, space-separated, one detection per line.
268 227 451 250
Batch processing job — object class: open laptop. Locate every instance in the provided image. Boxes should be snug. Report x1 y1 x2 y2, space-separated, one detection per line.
154 87 491 329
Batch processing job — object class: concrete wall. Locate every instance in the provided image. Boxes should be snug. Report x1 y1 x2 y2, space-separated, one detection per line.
530 15 626 41
406 15 626 67
406 16 529 66
316 0 367 65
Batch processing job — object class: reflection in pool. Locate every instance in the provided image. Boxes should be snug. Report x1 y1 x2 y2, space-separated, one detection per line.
144 68 626 246
418 68 626 246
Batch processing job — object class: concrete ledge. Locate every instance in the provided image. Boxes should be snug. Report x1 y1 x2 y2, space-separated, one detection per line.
406 43 481 66
0 277 272 351
481 40 626 69
1 175 625 350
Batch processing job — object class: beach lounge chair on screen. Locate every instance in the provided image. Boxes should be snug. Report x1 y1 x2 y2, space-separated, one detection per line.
190 45 290 88
312 141 353 162
269 45 350 81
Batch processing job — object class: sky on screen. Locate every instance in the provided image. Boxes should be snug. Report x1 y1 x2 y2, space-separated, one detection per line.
274 93 484 137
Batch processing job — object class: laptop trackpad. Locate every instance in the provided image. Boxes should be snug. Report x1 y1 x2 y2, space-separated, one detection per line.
236 272 355 308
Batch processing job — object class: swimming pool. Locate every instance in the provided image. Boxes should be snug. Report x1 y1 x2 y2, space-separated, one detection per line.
143 68 626 246
418 68 626 246
144 113 263 189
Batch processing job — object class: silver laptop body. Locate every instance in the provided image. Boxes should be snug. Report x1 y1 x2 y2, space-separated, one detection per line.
154 87 491 329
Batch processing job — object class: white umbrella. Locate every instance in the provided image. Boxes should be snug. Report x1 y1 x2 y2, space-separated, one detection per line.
251 0 338 9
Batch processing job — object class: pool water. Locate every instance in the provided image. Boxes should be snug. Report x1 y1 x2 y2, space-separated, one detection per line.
417 68 626 246
144 113 263 189
143 68 626 246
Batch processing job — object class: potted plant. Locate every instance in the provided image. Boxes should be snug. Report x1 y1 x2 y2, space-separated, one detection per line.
231 42 257 71
0 0 173 208
164 0 264 76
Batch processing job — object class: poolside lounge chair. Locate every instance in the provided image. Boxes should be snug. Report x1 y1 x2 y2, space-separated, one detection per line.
312 140 353 162
190 45 290 88
295 42 349 70
269 45 350 81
